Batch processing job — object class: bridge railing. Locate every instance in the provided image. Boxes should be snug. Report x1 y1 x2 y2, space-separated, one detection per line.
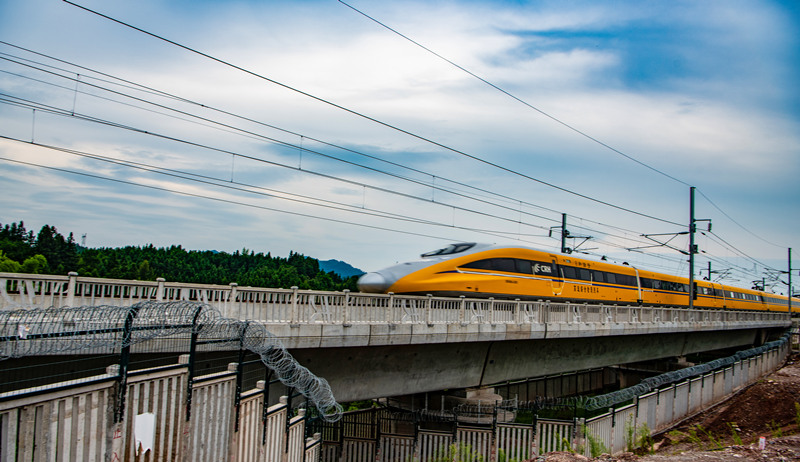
1 272 791 327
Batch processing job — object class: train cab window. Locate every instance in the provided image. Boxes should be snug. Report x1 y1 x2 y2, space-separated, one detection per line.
461 259 492 270
421 243 476 257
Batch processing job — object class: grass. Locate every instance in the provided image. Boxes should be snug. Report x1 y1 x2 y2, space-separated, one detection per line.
768 420 783 438
795 402 800 430
727 422 743 445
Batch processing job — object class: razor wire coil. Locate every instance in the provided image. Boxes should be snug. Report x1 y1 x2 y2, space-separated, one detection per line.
0 301 342 421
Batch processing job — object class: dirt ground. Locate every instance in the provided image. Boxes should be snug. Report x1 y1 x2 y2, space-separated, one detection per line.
535 351 800 462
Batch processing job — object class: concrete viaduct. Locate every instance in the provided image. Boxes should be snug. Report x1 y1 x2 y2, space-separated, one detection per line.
1 272 792 403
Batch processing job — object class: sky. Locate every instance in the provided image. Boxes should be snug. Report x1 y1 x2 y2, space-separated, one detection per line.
0 0 798 293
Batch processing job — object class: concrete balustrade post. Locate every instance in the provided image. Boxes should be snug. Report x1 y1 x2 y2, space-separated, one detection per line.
544 300 550 324
426 294 433 325
459 295 466 324
66 271 78 308
388 292 395 323
291 286 299 323
156 277 165 302
342 289 350 324
229 282 238 316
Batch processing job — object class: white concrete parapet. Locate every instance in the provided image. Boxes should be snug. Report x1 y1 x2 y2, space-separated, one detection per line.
1 272 791 350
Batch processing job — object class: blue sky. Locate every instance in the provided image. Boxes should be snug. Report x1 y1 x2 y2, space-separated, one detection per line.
0 0 798 293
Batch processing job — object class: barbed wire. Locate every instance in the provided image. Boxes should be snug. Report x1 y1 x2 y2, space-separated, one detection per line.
0 301 342 421
513 333 791 412
406 333 790 419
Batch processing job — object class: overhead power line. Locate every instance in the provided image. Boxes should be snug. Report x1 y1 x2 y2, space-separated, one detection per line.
0 35 780 283
61 0 683 228
337 0 691 187
336 1 786 258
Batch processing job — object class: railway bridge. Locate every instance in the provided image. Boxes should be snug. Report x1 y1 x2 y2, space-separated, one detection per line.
0 272 792 403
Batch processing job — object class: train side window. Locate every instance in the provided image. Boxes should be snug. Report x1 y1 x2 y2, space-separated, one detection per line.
593 271 605 283
606 273 616 284
494 258 516 273
562 266 576 279
516 259 533 274
618 274 636 287
640 278 652 289
579 269 592 281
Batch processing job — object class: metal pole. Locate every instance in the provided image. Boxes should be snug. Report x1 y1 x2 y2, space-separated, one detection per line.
789 248 793 315
561 213 568 254
689 187 696 310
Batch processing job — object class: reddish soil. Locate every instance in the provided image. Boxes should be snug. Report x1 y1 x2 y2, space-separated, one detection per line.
533 352 800 462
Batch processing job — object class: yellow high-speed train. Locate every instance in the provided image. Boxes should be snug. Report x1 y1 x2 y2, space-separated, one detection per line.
358 243 799 313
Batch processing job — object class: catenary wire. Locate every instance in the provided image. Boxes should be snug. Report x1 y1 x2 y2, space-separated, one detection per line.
336 1 787 259
338 0 691 188
0 54 567 228
0 135 555 239
60 0 684 228
0 44 691 246
0 42 780 284
0 94 560 235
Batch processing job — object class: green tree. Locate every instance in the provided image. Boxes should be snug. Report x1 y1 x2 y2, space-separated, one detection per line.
0 250 22 273
21 254 48 274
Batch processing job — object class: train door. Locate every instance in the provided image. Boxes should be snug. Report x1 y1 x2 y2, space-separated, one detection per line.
549 257 564 296
707 282 720 309
633 267 643 305
713 282 727 308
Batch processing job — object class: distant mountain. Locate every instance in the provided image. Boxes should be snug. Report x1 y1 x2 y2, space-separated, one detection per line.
319 259 364 278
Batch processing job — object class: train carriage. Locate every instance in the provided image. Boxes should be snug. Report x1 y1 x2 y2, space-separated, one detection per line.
358 243 798 314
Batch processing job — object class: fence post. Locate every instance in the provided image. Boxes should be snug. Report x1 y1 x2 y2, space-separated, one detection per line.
115 303 142 423
234 322 250 432
261 369 273 445
185 304 205 421
66 271 78 307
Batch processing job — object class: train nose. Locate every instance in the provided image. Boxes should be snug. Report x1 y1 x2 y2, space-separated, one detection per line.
357 272 391 293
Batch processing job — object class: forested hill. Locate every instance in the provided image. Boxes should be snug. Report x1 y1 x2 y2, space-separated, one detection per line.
0 221 358 291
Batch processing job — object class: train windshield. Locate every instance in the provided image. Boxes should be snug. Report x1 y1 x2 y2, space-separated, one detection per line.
421 243 476 258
